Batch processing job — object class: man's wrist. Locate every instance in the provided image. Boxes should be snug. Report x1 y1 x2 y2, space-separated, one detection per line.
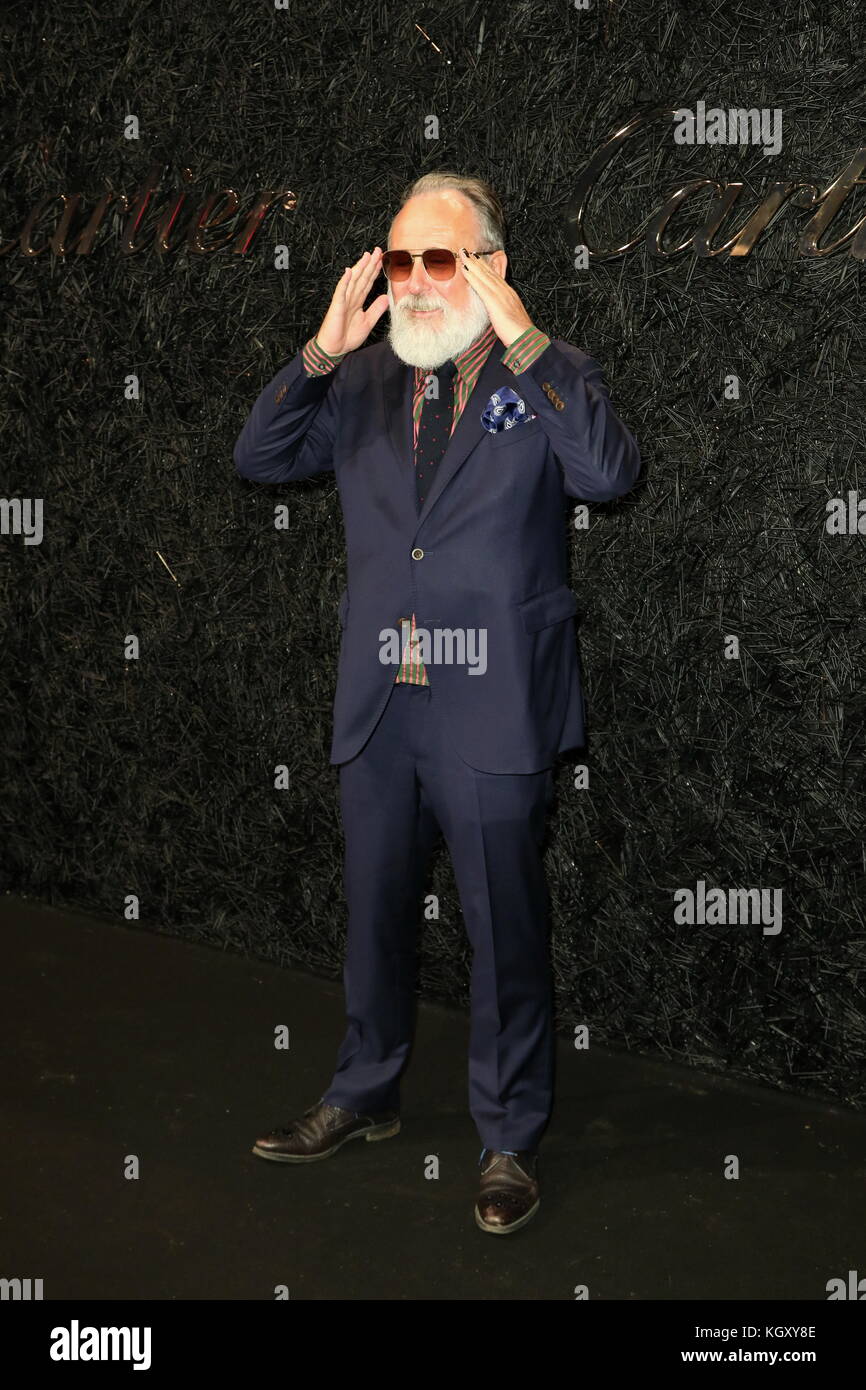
501 326 551 374
303 336 348 377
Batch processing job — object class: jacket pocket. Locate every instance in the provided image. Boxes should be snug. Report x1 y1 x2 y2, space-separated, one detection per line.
488 417 542 448
516 582 578 633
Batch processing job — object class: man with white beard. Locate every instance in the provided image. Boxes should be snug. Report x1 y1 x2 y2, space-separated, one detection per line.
235 171 641 1234
384 236 496 372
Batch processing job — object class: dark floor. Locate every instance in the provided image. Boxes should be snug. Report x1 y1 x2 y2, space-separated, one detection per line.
2 893 865 1302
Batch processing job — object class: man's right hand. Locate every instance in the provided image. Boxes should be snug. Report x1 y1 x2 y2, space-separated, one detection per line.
315 248 389 356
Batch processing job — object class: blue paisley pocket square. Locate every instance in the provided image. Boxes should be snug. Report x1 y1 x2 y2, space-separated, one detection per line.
481 387 537 433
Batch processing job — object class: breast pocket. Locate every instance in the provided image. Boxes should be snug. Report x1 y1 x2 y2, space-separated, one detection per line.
487 418 543 449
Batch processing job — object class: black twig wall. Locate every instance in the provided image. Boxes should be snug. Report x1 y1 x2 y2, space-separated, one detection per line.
1 0 865 1105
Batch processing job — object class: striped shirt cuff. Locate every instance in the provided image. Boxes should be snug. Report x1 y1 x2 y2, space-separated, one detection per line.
303 337 348 376
501 327 551 374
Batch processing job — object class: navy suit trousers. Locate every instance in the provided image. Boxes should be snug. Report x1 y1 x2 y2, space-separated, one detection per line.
321 679 556 1152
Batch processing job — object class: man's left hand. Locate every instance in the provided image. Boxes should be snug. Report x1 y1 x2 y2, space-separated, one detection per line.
459 247 536 348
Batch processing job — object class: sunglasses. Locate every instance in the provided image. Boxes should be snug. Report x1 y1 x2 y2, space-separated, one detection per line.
380 248 501 281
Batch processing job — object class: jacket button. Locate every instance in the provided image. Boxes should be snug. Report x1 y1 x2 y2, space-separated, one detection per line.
411 548 424 560
541 382 551 391
555 400 565 411
274 384 287 404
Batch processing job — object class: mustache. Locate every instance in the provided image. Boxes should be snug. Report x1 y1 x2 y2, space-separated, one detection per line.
393 292 449 313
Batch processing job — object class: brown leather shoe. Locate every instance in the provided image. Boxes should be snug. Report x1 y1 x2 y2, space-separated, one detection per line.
474 1150 540 1234
252 1099 400 1163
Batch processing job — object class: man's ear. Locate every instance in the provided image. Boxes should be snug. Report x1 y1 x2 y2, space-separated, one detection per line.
489 250 508 280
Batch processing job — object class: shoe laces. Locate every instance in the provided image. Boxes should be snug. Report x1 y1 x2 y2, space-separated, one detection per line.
271 1101 340 1138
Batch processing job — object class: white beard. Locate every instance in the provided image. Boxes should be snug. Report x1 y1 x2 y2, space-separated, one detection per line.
387 280 492 369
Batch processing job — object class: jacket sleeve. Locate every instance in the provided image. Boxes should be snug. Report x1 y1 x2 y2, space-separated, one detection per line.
514 338 642 502
233 347 347 484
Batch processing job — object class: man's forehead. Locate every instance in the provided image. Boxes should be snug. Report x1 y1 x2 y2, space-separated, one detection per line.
389 193 478 244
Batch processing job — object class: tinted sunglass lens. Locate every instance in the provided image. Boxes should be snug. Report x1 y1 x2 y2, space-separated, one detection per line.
424 249 456 278
383 251 412 280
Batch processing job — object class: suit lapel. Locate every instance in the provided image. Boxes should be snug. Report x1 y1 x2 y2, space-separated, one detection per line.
380 336 516 531
381 347 417 518
415 342 509 528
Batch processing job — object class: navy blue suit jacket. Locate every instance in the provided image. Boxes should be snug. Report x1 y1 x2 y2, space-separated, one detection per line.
233 335 641 773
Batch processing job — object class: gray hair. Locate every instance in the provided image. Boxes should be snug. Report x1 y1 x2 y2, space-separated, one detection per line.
393 171 506 251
